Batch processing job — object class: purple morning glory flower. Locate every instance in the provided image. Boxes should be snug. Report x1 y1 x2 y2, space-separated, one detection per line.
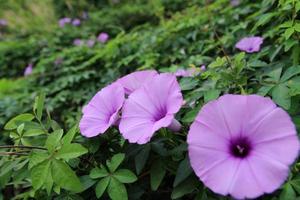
24 64 33 76
59 17 71 27
73 39 83 46
119 73 183 144
117 70 158 95
87 39 95 47
0 19 7 26
79 83 125 137
97 32 109 43
187 94 299 199
72 18 81 26
235 36 263 53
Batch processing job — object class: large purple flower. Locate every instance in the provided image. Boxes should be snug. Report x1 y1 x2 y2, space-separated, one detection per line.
79 83 125 137
187 94 299 199
235 36 263 53
117 70 158 95
119 73 183 144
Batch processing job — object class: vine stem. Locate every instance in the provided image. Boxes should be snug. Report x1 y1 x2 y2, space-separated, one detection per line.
0 145 47 150
0 152 28 156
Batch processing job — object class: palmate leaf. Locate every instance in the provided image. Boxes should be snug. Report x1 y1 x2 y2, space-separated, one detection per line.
107 153 125 173
107 177 128 200
150 159 166 191
90 166 109 179
113 169 137 183
45 129 63 152
95 176 110 198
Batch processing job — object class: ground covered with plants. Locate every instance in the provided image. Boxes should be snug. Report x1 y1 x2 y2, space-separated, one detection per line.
1 0 300 199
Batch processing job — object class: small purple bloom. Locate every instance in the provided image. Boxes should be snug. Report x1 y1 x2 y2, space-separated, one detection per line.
59 17 71 27
188 94 299 199
119 73 183 144
117 70 158 95
79 83 125 137
200 65 206 71
235 36 263 53
73 39 83 46
0 19 7 26
87 39 95 47
54 58 63 66
231 0 240 6
72 18 81 26
24 64 33 76
97 32 109 43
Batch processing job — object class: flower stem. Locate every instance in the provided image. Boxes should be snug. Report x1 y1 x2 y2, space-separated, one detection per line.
0 145 47 150
168 119 181 132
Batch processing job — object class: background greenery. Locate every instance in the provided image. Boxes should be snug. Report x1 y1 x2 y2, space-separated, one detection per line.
0 0 300 199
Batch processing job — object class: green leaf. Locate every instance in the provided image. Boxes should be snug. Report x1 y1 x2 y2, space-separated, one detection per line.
29 151 49 169
280 183 296 200
150 159 166 191
113 169 137 183
203 89 220 103
31 160 51 190
272 83 291 110
107 177 128 200
61 125 78 144
45 129 63 152
45 167 53 195
80 175 97 191
284 27 295 40
4 113 35 130
135 144 151 174
267 66 282 82
90 166 109 179
291 177 300 194
95 177 110 198
107 153 125 173
257 85 273 96
33 93 45 121
55 143 88 160
171 176 198 199
17 123 25 135
294 23 300 32
281 66 300 82
51 159 83 192
23 129 45 137
173 156 193 187
179 78 198 91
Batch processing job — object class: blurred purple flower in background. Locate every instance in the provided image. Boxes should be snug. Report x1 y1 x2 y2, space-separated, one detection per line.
235 36 263 53
72 18 81 26
87 39 95 47
231 0 240 6
200 65 206 71
188 94 299 199
54 58 63 66
97 32 109 43
82 11 89 20
73 39 83 46
0 19 7 26
79 83 125 137
59 17 71 27
119 73 183 144
24 64 33 76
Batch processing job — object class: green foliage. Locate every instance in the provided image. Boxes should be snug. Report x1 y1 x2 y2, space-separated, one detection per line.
1 0 300 199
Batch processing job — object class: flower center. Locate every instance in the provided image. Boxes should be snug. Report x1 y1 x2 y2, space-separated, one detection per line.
229 137 252 158
153 107 167 122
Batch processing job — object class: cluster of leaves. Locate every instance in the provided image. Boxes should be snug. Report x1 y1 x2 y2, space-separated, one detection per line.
1 0 300 199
